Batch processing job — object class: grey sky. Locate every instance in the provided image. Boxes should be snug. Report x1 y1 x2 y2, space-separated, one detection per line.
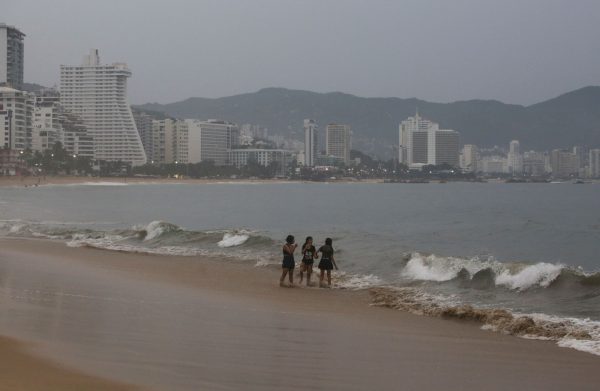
3 0 600 105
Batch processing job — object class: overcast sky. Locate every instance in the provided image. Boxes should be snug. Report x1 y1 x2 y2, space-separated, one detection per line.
3 0 600 105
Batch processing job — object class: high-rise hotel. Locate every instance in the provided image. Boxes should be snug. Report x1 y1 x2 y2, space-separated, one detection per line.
303 119 318 166
60 50 146 165
0 24 25 90
398 112 459 168
326 123 351 164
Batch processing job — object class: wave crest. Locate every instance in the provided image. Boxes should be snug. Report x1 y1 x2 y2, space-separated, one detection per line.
400 253 597 292
217 233 250 248
141 221 181 241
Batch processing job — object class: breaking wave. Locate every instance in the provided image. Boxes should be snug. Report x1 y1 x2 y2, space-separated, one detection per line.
217 233 250 248
0 219 275 261
399 252 599 292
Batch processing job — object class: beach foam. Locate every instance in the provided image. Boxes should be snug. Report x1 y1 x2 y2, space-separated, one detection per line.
370 287 600 356
495 262 564 290
218 233 250 248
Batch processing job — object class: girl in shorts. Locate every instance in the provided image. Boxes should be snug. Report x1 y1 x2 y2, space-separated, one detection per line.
280 235 297 287
317 238 337 288
298 236 317 286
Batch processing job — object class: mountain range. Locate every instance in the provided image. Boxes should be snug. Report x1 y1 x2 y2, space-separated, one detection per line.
137 86 600 156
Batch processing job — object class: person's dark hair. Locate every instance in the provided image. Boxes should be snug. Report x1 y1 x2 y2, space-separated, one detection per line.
303 236 313 250
286 235 295 244
325 237 332 246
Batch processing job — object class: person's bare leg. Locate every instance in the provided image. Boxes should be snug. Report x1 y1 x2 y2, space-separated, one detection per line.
327 270 332 287
306 265 312 286
298 264 304 284
280 269 288 287
288 268 294 286
319 269 325 287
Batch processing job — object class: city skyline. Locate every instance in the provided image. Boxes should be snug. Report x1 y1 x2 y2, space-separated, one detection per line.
2 0 600 105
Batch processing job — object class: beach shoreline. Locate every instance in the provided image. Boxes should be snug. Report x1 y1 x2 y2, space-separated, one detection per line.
0 175 385 188
1 238 599 390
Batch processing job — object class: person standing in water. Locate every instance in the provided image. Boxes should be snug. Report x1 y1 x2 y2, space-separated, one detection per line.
280 235 297 287
298 236 318 286
317 238 337 288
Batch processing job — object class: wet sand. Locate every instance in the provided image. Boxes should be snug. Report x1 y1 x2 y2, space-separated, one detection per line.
1 238 599 390
0 335 138 391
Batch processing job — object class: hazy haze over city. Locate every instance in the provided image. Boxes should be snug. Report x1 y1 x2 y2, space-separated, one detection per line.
3 0 600 105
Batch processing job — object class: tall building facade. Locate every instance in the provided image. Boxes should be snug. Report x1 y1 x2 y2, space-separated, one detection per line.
132 110 154 160
550 149 580 178
0 24 25 90
185 119 239 165
589 149 600 178
460 144 478 172
32 98 61 152
0 86 33 149
325 124 351 164
507 140 523 174
59 49 146 165
149 119 188 164
523 151 548 176
303 119 318 166
399 112 459 167
429 129 460 166
573 146 587 169
399 112 435 164
59 110 95 158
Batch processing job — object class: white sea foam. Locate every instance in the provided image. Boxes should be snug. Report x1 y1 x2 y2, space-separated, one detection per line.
524 313 600 356
75 181 130 186
217 233 250 248
143 221 180 241
336 273 383 290
401 253 494 282
9 224 26 234
401 253 568 291
495 263 564 290
255 258 277 267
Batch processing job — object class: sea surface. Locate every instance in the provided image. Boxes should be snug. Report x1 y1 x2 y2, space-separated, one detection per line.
1 181 599 354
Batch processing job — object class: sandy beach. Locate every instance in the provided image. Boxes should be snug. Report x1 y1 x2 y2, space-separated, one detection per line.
0 238 599 390
0 335 138 391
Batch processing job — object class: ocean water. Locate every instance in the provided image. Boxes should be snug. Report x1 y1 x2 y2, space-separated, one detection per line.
1 181 599 354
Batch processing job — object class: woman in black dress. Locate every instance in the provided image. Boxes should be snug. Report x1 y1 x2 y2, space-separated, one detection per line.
298 236 318 286
317 238 337 288
279 235 297 287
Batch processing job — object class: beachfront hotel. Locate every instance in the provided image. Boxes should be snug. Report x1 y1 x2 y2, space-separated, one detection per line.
325 123 351 165
0 23 25 90
149 118 189 164
0 86 33 150
398 111 435 165
399 112 460 168
59 49 146 165
229 148 294 177
185 119 239 165
507 140 523 174
303 119 318 166
589 149 600 178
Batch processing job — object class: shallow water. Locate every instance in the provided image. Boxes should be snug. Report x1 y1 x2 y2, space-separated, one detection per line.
1 181 599 353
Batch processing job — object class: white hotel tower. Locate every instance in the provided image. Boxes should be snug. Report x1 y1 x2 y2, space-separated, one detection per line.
60 50 146 165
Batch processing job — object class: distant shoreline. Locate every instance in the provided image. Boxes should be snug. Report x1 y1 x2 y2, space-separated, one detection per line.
0 175 385 187
1 175 598 188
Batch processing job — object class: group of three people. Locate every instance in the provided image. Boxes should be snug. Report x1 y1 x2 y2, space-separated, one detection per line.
280 235 338 288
